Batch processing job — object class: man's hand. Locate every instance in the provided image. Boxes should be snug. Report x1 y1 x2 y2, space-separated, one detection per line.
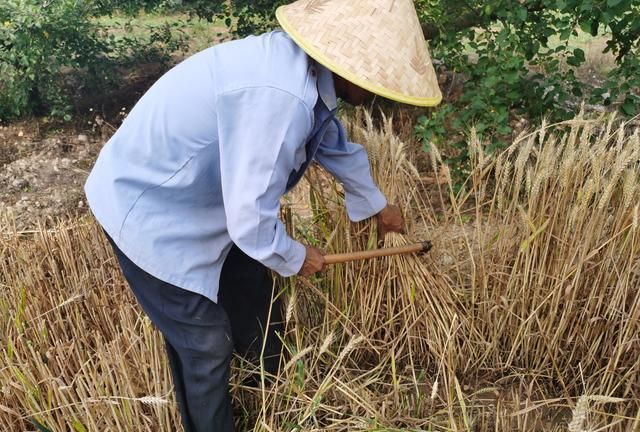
298 244 325 276
376 204 406 239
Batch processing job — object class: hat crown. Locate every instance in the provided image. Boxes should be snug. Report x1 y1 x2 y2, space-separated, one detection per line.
276 0 442 106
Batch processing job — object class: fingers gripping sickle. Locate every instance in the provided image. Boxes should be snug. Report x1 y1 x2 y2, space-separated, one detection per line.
299 244 326 276
297 204 407 277
376 204 406 239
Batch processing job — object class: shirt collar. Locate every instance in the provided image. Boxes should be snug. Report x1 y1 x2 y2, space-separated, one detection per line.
313 61 337 112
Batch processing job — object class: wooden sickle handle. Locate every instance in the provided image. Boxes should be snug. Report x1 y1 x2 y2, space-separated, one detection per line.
323 241 432 265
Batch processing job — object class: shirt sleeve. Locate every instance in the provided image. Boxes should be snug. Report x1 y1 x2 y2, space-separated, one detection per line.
216 87 311 276
314 117 387 222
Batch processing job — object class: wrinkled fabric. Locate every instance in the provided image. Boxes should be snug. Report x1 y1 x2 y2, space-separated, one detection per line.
105 233 234 432
85 31 386 302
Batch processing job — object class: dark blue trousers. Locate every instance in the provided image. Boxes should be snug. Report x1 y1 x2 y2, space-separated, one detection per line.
106 234 283 432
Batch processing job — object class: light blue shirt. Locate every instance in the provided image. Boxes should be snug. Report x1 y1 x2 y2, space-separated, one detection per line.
85 31 387 302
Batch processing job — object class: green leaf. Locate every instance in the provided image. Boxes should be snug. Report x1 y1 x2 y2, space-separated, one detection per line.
567 48 586 66
497 125 512 135
559 27 572 40
607 0 623 6
29 419 52 432
573 48 585 63
295 359 305 389
7 340 13 359
579 0 593 11
621 99 637 116
579 19 593 33
506 91 521 100
72 419 87 432
516 7 528 21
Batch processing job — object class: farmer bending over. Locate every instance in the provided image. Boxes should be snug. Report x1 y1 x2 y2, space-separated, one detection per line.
84 0 441 430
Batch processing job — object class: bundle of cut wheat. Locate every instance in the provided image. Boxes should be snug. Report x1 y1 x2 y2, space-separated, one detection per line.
1 111 638 431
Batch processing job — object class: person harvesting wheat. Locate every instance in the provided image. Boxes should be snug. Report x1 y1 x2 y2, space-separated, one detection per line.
84 0 441 430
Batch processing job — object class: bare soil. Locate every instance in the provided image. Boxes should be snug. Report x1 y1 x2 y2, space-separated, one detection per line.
0 60 159 231
0 123 103 230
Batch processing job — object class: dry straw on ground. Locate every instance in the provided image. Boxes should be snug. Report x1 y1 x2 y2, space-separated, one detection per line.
1 110 639 431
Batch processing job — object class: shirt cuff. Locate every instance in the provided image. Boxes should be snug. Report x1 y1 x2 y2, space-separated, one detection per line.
271 239 307 277
344 188 387 222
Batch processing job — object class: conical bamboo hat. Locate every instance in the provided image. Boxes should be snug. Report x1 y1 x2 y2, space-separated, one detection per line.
276 0 442 107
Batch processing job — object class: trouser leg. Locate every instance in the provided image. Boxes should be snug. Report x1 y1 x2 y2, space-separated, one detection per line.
218 245 284 379
106 234 234 432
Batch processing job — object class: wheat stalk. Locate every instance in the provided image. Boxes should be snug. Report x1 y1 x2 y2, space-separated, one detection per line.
318 331 334 356
568 395 590 432
2 112 638 432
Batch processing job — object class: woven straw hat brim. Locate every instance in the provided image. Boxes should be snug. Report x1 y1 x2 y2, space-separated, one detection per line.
276 0 442 107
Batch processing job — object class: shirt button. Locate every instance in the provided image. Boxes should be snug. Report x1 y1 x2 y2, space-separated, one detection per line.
311 69 316 77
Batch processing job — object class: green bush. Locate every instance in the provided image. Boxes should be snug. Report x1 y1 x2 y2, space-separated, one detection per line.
0 0 187 121
1 0 102 119
2 0 637 131
183 0 286 37
415 0 640 177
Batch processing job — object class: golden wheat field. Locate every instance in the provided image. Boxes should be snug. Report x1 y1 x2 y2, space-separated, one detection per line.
1 110 639 431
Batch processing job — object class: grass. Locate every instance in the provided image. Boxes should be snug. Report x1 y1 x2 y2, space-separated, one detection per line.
1 110 639 431
95 11 228 56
